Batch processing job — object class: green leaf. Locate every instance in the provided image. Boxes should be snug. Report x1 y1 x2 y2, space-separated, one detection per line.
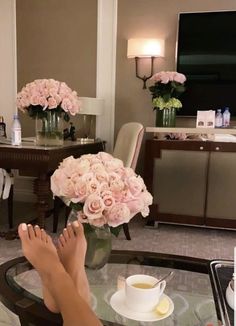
110 225 122 237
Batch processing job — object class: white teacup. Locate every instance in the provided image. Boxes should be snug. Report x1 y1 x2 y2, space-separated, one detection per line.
125 274 166 313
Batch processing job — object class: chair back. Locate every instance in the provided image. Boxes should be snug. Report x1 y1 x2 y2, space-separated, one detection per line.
113 122 144 170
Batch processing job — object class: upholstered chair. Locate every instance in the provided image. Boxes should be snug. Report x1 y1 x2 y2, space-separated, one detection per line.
113 122 144 240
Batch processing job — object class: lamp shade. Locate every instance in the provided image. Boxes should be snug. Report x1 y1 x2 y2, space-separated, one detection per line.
127 38 165 58
79 97 104 115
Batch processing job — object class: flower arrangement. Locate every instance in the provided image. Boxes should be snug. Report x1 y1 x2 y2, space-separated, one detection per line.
149 71 186 110
16 79 80 121
51 152 153 230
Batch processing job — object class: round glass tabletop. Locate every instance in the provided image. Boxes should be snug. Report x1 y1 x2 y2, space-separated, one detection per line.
0 250 218 326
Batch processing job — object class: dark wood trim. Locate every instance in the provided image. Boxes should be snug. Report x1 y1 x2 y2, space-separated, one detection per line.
157 213 205 225
206 217 236 229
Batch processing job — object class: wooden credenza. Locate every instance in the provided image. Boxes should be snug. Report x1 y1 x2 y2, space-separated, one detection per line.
144 139 236 229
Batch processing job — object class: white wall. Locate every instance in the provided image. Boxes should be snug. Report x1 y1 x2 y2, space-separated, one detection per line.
0 0 17 136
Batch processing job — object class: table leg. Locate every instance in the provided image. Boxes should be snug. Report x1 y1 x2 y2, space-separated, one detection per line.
143 139 160 227
33 174 50 228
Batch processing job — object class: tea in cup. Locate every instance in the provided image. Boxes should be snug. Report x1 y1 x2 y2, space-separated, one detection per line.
125 274 166 313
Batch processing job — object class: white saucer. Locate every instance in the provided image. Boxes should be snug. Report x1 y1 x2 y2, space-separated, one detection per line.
110 290 174 322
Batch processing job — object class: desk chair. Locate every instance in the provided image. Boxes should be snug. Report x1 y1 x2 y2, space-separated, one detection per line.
113 122 144 240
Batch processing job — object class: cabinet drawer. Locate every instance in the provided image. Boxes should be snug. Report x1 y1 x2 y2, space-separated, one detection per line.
210 142 236 152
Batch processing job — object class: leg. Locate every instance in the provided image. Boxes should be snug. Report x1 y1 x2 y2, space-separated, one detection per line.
18 223 102 326
58 222 90 304
123 223 131 240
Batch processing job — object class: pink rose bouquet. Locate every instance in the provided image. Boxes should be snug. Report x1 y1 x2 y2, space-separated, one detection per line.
51 152 153 232
17 79 80 121
149 71 186 110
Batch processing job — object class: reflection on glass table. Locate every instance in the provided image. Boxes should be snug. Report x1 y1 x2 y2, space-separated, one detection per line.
2 251 218 326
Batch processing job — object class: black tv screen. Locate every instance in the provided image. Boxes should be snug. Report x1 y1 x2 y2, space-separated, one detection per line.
176 11 236 117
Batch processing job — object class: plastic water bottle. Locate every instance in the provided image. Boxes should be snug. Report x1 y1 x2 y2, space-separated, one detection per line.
223 107 231 127
215 109 223 127
11 114 22 145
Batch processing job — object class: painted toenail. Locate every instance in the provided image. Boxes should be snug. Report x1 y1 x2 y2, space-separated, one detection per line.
68 223 71 226
64 228 67 231
21 223 27 231
35 225 39 228
73 220 79 227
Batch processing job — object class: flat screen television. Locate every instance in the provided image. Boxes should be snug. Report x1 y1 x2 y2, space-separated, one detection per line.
176 11 236 117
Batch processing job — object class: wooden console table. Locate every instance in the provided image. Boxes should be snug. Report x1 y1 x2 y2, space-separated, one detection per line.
0 140 104 228
144 138 236 229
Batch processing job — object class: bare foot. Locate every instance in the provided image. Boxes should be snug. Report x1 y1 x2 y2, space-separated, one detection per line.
18 223 62 313
57 221 90 304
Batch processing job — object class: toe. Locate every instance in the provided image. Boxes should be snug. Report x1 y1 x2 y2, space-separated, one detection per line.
66 223 74 238
34 225 41 238
72 220 81 235
27 224 35 239
57 239 63 250
18 223 30 241
59 234 66 247
41 229 47 242
63 228 69 241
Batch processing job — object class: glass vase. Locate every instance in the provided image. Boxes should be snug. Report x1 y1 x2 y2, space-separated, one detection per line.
155 108 176 127
67 210 112 270
35 110 64 146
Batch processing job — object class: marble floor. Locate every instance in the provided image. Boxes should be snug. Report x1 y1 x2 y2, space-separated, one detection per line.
0 200 235 325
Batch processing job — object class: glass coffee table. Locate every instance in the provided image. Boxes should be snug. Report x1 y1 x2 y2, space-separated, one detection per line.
0 250 223 325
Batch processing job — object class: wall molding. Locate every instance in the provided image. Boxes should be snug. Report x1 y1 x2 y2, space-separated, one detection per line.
96 0 118 152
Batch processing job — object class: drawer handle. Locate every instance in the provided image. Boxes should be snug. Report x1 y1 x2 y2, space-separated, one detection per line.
200 146 204 150
215 147 220 151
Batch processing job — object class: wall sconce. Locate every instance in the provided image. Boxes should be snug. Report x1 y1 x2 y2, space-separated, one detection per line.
79 97 104 142
127 38 165 89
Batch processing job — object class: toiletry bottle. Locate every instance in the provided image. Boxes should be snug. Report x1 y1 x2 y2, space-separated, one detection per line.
11 114 22 145
0 116 6 137
223 107 231 127
215 109 223 127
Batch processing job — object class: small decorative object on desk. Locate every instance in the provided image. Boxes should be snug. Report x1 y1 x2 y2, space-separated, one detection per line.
0 116 6 138
11 114 22 146
17 79 80 146
51 152 153 269
149 71 186 127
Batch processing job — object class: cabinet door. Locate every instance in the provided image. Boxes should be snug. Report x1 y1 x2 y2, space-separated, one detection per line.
153 150 208 220
206 152 236 226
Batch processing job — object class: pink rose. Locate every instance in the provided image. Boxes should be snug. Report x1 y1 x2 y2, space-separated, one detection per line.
51 169 68 197
101 190 115 210
59 178 76 198
72 178 88 203
61 97 73 112
105 158 123 172
106 203 131 227
126 199 144 217
173 72 186 84
83 194 105 220
87 178 101 195
126 176 145 197
48 97 58 109
110 179 125 193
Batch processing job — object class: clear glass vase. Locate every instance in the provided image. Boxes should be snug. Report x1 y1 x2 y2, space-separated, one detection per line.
68 210 112 270
155 108 176 127
35 110 64 146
